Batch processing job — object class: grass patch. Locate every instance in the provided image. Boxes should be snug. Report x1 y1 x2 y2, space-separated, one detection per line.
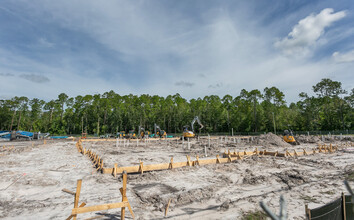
346 172 354 181
241 210 268 220
300 195 317 203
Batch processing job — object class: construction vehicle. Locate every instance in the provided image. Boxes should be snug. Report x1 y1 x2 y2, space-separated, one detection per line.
126 130 137 139
283 129 300 145
116 131 125 138
138 126 147 139
182 116 204 140
152 124 166 138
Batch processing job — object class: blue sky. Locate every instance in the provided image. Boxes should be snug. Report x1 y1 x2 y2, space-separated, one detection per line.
0 0 353 103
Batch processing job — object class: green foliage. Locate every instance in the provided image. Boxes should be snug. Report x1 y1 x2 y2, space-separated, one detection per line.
0 79 352 134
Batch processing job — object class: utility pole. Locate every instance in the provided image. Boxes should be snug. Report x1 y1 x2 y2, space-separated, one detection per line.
272 112 276 135
81 116 83 134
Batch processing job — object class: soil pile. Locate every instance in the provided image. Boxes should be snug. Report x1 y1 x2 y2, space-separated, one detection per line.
255 132 291 147
296 135 320 143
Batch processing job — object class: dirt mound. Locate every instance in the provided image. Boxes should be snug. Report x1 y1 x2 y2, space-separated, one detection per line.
296 135 321 144
255 132 291 147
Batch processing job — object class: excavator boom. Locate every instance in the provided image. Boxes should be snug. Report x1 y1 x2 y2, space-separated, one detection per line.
191 116 204 131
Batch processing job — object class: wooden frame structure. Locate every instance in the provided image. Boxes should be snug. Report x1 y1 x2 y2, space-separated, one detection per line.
65 171 134 220
75 140 339 176
76 140 104 172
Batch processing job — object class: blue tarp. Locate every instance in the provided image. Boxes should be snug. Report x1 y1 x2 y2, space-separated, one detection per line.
0 131 33 139
50 136 68 139
18 131 33 137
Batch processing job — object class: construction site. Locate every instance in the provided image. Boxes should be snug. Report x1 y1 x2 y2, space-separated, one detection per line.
2 1 354 219
1 129 353 219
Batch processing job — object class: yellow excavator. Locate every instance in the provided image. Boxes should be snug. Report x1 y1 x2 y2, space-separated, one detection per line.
154 124 166 138
138 126 146 139
283 129 300 145
183 116 204 139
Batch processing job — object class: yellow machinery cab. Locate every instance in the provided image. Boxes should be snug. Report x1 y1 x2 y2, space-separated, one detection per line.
283 130 299 145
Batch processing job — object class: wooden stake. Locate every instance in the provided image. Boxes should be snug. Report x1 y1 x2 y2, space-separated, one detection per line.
305 204 311 220
139 161 144 174
303 149 308 156
169 157 174 169
227 154 232 162
186 155 191 166
195 155 200 165
165 198 172 217
121 171 127 220
73 179 82 220
342 192 346 220
114 163 118 178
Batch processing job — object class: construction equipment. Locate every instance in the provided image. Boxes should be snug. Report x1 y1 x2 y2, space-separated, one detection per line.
117 131 125 138
153 124 166 138
138 126 147 139
283 129 299 145
124 130 137 139
182 116 204 140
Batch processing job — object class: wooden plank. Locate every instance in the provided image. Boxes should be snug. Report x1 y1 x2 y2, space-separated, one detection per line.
198 158 217 165
73 179 82 220
103 168 114 174
71 201 129 214
62 188 76 196
142 163 170 171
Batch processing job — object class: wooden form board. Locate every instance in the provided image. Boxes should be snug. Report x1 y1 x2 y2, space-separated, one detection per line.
81 137 180 142
104 145 337 175
76 140 338 176
102 155 237 175
224 144 338 158
76 140 104 172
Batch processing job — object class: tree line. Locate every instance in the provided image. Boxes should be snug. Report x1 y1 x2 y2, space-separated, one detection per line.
0 78 352 135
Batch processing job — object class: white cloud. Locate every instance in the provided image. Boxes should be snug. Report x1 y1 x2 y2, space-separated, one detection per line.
275 8 346 56
332 50 354 63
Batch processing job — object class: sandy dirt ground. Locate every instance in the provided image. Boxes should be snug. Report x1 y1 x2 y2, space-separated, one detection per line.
0 134 353 220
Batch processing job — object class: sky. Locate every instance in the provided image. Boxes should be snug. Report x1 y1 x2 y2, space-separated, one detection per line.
0 0 353 104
